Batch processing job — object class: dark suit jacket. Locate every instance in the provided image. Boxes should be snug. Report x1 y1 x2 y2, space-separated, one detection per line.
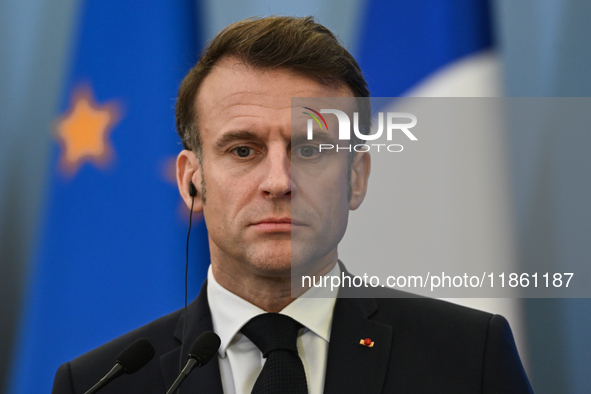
52 281 533 393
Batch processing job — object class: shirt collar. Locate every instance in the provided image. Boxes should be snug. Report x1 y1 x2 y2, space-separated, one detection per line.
207 263 340 357
281 263 339 343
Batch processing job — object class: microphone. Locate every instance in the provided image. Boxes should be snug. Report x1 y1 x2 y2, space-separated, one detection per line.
165 331 221 394
84 338 155 394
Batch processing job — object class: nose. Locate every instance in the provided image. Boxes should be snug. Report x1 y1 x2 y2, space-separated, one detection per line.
259 147 291 199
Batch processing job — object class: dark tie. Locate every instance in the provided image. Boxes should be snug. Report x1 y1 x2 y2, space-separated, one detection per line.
241 313 308 394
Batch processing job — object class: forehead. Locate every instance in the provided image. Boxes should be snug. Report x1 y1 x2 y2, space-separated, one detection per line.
195 58 353 137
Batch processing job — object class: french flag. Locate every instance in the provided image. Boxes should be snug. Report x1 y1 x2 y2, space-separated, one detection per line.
341 0 525 356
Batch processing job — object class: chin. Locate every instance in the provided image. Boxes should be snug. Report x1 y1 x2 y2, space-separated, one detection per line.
244 250 293 278
241 242 336 278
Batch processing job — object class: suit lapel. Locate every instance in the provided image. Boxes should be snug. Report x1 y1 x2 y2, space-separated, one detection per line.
323 272 393 394
160 280 224 394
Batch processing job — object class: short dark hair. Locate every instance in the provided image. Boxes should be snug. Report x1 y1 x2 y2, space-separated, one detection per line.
175 15 370 159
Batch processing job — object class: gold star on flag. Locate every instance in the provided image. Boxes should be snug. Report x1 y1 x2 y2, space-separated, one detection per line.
55 85 121 176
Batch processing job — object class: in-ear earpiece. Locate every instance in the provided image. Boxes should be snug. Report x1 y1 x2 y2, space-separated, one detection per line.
188 180 197 197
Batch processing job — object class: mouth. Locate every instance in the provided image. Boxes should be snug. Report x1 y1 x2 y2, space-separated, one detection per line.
250 217 302 232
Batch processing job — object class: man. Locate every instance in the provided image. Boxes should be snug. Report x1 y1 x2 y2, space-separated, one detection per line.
53 16 533 393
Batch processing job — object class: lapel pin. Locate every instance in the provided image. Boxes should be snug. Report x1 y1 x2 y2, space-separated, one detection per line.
359 338 374 347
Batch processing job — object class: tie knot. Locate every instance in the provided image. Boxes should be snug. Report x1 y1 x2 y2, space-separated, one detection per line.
241 313 302 357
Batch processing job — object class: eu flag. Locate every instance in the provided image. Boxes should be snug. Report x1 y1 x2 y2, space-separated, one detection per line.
8 2 209 393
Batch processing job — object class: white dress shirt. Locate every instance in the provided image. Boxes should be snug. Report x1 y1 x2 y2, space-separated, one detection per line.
207 263 340 394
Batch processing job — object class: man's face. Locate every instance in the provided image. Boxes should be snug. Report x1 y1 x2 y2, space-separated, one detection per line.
183 58 368 281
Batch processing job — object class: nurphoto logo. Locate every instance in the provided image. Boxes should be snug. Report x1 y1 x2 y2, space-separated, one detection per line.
303 107 418 153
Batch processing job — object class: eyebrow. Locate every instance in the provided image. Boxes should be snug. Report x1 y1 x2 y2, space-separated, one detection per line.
214 130 260 151
291 130 337 146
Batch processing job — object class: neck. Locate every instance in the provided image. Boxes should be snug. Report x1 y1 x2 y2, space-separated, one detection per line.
211 259 337 313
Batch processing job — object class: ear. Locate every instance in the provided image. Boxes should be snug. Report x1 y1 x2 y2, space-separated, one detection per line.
177 150 204 212
349 152 371 210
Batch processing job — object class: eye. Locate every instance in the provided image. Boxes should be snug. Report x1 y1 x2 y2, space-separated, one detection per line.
294 145 320 158
233 146 253 157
